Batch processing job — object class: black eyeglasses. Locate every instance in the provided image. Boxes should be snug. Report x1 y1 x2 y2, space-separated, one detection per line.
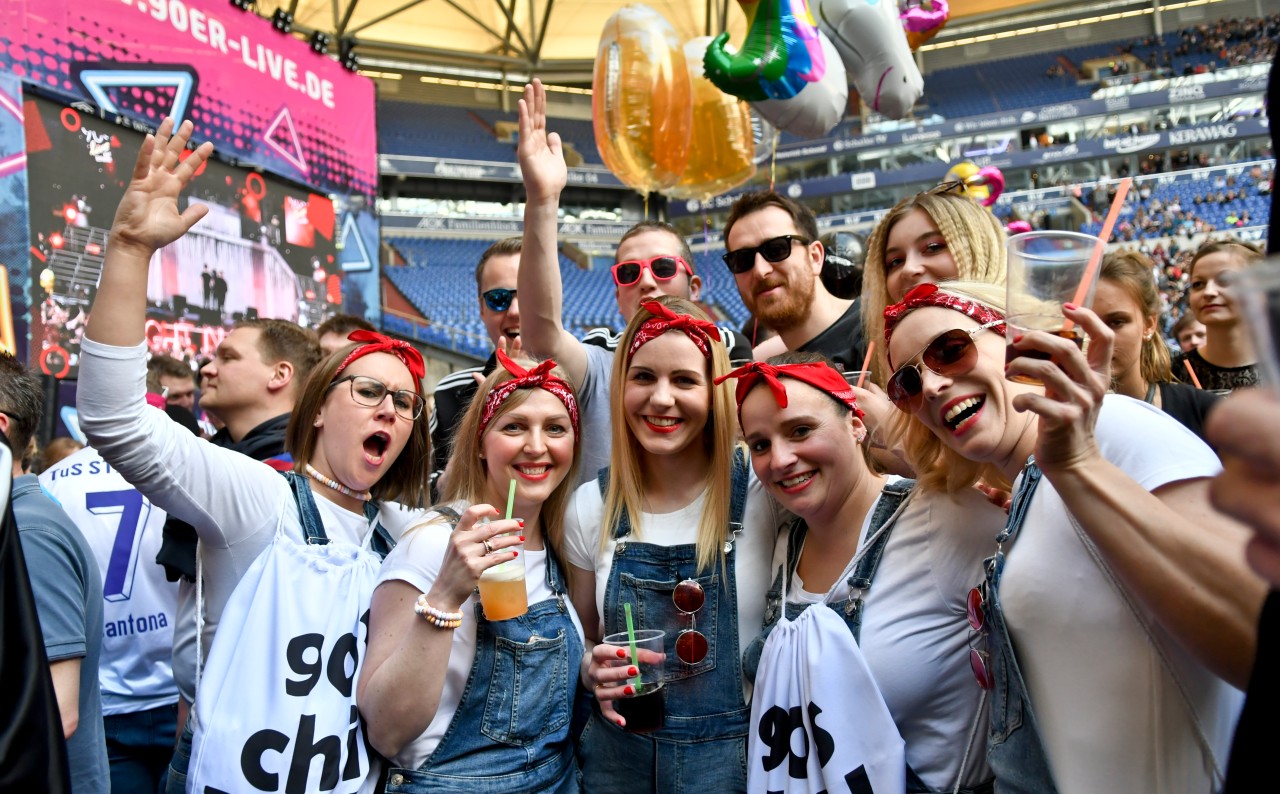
886 321 1003 413
328 374 424 421
722 235 811 274
482 288 517 312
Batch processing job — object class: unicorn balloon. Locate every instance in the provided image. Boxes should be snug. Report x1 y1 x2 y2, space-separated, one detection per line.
817 0 923 119
704 0 827 101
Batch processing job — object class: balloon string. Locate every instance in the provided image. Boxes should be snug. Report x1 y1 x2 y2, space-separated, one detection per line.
769 130 779 192
644 192 649 220
702 208 711 293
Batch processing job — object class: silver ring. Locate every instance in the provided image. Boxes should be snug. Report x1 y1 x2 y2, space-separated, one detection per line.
482 538 494 555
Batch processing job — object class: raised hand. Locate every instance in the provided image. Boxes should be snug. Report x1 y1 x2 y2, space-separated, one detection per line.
109 117 213 257
517 79 567 203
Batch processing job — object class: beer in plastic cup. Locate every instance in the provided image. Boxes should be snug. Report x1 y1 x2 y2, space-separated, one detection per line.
478 518 527 621
1005 231 1100 384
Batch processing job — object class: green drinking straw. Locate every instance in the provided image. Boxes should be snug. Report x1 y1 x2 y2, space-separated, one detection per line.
624 602 642 692
505 478 517 521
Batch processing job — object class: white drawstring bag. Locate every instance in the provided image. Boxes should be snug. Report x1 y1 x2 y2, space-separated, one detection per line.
747 573 905 792
187 529 383 794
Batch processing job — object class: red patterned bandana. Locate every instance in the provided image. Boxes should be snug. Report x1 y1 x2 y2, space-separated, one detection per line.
478 350 581 442
717 361 864 423
628 300 723 359
336 330 427 394
883 283 1007 344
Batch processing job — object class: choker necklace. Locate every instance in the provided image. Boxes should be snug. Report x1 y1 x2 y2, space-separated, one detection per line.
305 464 371 502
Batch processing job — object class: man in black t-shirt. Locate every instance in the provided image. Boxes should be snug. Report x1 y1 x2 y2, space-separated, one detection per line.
722 191 866 372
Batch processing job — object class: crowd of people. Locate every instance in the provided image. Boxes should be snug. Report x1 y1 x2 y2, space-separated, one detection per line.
1 55 1279 794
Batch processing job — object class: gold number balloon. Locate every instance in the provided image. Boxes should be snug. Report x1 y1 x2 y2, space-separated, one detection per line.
592 5 692 195
664 37 757 202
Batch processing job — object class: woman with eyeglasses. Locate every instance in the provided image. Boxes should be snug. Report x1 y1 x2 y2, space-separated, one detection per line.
1093 251 1220 442
563 296 782 792
76 119 432 792
1171 239 1264 393
882 281 1259 793
722 353 1003 793
359 352 586 793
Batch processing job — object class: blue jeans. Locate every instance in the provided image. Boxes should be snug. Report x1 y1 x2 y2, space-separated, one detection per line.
106 703 179 794
579 711 747 794
165 718 192 794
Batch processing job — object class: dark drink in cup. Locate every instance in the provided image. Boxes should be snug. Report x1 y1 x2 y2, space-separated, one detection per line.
1005 327 1085 385
616 683 665 733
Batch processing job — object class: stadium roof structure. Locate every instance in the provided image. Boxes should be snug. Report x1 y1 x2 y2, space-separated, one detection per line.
254 0 1063 85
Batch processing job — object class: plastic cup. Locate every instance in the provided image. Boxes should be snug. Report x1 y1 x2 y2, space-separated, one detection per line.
841 370 871 388
1231 257 1280 391
477 518 527 621
604 628 666 733
1004 231 1101 385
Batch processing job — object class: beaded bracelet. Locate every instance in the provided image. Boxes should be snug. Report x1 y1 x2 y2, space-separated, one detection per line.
414 594 463 629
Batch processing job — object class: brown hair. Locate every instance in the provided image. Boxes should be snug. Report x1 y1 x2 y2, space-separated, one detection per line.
236 319 323 395
604 296 739 573
474 237 523 289
723 190 820 247
286 348 431 507
315 313 375 339
146 354 194 394
617 221 696 272
1187 238 1264 279
442 359 581 561
0 352 43 456
862 189 1007 381
1100 251 1173 385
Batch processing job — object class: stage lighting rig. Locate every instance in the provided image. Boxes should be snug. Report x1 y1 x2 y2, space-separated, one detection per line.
229 0 253 10
271 8 293 33
309 31 331 55
339 38 359 72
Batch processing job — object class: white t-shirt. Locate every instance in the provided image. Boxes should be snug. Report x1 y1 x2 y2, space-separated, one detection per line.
781 479 1002 789
375 506 585 770
563 470 781 702
40 446 180 716
1001 396 1243 793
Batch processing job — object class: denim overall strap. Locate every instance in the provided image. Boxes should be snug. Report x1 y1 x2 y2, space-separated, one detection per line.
597 467 632 541
389 529 582 793
282 471 330 544
842 478 915 643
361 499 396 561
983 459 1059 794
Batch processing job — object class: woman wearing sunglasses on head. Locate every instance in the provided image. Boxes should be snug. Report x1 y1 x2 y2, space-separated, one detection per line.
359 352 585 793
722 353 1004 793
563 297 783 792
882 281 1261 793
76 120 431 792
1093 251 1220 443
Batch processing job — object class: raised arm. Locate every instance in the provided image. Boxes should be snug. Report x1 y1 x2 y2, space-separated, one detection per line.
517 79 587 386
87 118 212 347
1009 305 1266 688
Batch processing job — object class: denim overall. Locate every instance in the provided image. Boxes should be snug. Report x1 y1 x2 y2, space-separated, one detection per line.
982 460 1059 794
165 472 396 793
580 450 752 793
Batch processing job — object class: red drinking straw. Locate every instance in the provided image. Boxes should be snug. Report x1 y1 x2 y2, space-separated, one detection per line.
856 342 875 389
1182 359 1204 390
1063 177 1133 334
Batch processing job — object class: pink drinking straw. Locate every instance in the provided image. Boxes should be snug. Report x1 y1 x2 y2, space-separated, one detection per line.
1063 177 1132 334
856 342 875 389
1182 359 1204 390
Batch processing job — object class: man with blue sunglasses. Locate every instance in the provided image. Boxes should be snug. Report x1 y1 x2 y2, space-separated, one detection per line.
514 81 748 487
428 237 523 498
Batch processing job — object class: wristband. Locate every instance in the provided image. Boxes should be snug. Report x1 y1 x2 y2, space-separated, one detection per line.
414 594 463 629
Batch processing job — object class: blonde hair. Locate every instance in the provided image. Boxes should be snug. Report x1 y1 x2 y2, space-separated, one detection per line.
1101 251 1173 385
884 280 1013 494
602 296 739 573
441 359 582 561
863 190 1008 382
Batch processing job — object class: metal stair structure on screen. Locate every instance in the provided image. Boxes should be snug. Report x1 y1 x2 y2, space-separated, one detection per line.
48 225 109 301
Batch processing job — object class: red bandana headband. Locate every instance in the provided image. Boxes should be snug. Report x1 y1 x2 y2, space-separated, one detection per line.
628 300 722 359
478 350 581 441
336 330 427 394
882 283 1007 344
715 361 864 422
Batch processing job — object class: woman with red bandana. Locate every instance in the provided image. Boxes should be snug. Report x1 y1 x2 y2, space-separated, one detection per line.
882 280 1260 793
359 351 584 793
722 354 1003 792
564 296 783 792
77 119 431 793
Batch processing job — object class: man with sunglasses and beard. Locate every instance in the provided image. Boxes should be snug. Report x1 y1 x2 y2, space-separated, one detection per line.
427 237 525 498
723 192 865 373
515 81 747 486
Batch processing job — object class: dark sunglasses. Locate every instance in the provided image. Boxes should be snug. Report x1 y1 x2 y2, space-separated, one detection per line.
967 583 993 690
928 179 968 196
481 288 517 312
611 255 693 287
722 235 810 274
886 321 1003 413
673 578 708 665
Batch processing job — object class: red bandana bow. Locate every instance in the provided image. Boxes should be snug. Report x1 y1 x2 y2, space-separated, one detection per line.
336 330 427 393
882 283 1006 344
628 300 723 359
478 350 581 441
716 361 863 423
